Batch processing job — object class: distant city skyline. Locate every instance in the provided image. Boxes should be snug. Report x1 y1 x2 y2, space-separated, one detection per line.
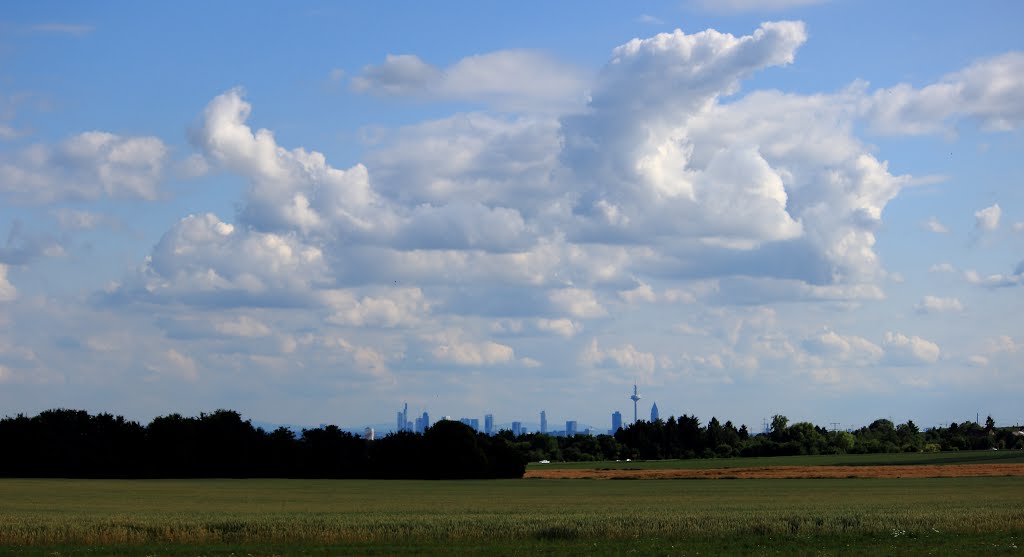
369 383 1018 438
385 385 661 436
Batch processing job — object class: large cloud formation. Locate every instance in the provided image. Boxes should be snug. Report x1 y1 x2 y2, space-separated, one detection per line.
108 21 1024 384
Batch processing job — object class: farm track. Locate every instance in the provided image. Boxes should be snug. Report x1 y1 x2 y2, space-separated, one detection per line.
525 463 1024 479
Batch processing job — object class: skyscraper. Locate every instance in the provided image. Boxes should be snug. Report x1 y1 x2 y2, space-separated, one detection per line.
414 410 430 434
565 420 578 437
611 411 622 434
484 414 494 436
397 402 409 432
511 421 523 436
470 418 480 432
651 402 659 422
540 410 548 434
630 385 642 424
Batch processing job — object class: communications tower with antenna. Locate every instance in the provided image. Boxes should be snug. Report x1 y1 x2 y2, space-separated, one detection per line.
630 384 642 424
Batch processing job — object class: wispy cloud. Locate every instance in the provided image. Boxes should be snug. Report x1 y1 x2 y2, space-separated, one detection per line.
923 217 949 234
29 23 94 37
0 124 21 141
351 49 588 113
636 14 665 25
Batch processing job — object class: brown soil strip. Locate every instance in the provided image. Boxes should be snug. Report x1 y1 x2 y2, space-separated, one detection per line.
525 464 1024 480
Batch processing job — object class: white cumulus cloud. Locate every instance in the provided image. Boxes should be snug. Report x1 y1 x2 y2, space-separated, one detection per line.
536 318 581 338
974 203 1002 231
883 332 941 365
923 217 949 234
0 131 167 203
864 52 1024 135
429 329 516 366
619 282 657 304
0 264 16 302
324 288 431 328
119 212 327 306
580 338 657 374
801 329 883 365
194 88 390 237
549 288 608 318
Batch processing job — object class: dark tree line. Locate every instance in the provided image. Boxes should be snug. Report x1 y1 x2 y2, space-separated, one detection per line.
4 409 1018 477
0 409 525 479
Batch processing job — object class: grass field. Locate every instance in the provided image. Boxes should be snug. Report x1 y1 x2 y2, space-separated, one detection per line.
1 475 1022 556
526 448 1024 470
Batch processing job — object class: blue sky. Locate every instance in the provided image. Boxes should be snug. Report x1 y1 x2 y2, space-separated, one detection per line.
1 1 1022 433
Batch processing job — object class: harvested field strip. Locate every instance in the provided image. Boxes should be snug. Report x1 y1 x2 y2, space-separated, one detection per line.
525 463 1024 479
527 449 1024 470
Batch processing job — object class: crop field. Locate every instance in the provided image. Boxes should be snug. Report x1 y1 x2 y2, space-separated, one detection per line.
527 448 1024 470
1 476 1023 556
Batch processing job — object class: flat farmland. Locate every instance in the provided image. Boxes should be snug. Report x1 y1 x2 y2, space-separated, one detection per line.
526 448 1024 470
2 476 1023 556
525 463 1024 479
525 448 1024 479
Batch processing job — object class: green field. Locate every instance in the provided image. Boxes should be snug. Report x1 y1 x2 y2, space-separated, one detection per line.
1 476 1022 556
528 448 1024 470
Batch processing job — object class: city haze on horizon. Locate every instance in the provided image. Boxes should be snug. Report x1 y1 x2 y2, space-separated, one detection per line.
1 2 1023 432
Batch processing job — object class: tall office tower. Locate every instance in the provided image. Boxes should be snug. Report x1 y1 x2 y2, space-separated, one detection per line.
397 402 409 432
421 411 429 431
651 402 659 422
630 385 642 424
363 427 375 441
396 411 404 432
414 415 424 434
484 414 494 436
460 418 473 428
511 421 523 436
540 410 548 434
565 420 578 437
470 418 480 432
611 411 622 434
